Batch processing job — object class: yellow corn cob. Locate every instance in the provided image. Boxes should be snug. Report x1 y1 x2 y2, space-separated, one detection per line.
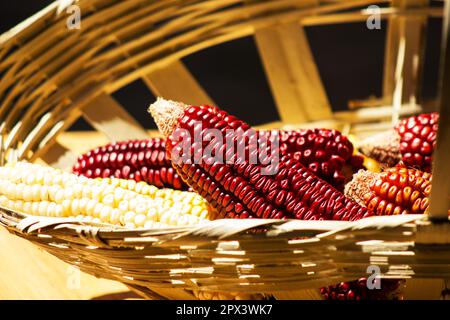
0 161 211 228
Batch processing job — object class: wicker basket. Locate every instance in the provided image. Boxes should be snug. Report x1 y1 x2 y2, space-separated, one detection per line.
0 0 449 300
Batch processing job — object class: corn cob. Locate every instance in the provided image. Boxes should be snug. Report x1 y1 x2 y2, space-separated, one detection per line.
359 112 439 172
72 138 187 190
396 112 438 172
149 98 371 221
0 161 211 228
345 165 432 215
275 129 365 191
149 98 410 301
73 130 364 192
331 164 433 300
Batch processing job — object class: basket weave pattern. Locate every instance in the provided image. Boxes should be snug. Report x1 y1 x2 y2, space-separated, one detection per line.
1 0 449 299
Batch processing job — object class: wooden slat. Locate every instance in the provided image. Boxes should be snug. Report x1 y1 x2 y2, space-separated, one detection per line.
383 0 429 109
81 93 149 141
38 141 78 171
428 0 450 221
253 17 332 123
143 60 215 106
334 103 422 123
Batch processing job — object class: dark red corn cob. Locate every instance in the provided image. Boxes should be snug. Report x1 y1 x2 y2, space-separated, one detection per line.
73 129 363 193
275 129 365 191
345 165 432 215
395 112 439 172
359 112 439 172
149 98 372 222
72 138 186 190
334 165 434 300
321 278 404 300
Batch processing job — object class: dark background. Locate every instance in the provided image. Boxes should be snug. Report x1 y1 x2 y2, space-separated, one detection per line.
0 1 444 130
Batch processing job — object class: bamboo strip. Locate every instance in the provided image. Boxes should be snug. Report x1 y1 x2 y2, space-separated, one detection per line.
428 0 450 221
253 16 332 123
383 0 429 113
143 60 216 106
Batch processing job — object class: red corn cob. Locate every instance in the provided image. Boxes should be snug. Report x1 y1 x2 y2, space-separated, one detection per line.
395 112 439 172
72 138 186 190
345 165 432 215
359 112 439 172
72 129 364 192
149 98 372 222
149 98 413 301
275 129 365 190
333 165 434 300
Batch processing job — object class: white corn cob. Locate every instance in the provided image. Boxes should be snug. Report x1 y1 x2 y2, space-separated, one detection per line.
0 161 211 228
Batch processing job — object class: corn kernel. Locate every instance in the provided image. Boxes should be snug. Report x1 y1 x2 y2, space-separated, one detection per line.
127 180 136 191
73 184 83 198
92 217 101 224
13 200 23 212
71 199 80 215
25 174 35 185
43 174 53 186
62 199 72 217
191 206 202 217
54 189 65 204
177 215 188 226
31 202 39 215
19 201 29 213
134 214 146 227
47 202 56 217
146 208 157 220
199 209 209 219
119 180 128 189
102 193 114 206
52 175 62 186
85 199 96 215
38 201 49 216
55 204 64 217
118 200 129 212
114 188 125 204
135 202 148 215
78 198 88 214
110 208 121 224
39 185 49 201
144 221 155 228
125 222 136 229
100 206 111 223
135 182 145 194
124 211 136 224
93 203 103 218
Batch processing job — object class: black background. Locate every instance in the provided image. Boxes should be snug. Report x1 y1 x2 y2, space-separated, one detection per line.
0 1 443 130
